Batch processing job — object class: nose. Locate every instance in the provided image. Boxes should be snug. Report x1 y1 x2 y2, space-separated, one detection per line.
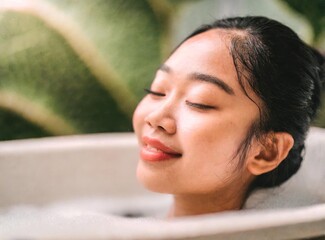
144 102 177 135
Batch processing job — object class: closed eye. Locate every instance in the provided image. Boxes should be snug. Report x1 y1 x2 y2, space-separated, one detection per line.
186 100 215 110
144 88 165 97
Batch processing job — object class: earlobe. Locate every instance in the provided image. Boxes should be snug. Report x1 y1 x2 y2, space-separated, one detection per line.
247 132 294 176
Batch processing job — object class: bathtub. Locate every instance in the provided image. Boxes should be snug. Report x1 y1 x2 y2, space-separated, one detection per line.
0 128 324 239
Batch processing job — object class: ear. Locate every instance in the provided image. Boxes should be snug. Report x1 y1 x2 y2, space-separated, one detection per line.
247 132 294 176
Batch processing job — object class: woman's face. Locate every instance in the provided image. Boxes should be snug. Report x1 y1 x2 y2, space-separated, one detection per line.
133 30 260 196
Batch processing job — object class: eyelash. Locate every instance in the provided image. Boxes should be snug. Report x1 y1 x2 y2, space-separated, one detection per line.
144 88 165 97
185 100 215 110
144 88 214 110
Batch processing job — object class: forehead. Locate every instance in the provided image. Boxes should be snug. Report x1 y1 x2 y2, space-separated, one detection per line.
185 29 234 49
167 29 235 73
174 29 233 62
163 29 262 106
164 29 239 90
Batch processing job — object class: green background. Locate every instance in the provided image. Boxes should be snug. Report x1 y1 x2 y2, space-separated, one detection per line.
0 0 324 141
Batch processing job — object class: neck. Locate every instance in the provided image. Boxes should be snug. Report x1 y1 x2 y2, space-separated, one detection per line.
168 189 247 218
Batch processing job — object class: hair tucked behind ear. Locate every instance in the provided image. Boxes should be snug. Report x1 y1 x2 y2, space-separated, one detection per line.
256 47 324 187
185 16 325 188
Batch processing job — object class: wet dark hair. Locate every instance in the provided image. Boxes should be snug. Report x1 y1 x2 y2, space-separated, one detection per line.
184 16 325 188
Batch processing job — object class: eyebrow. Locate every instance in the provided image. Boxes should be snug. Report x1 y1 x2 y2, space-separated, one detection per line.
158 64 235 95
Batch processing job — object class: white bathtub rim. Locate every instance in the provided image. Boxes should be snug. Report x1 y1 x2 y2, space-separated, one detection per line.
0 203 324 239
0 132 138 153
0 127 324 239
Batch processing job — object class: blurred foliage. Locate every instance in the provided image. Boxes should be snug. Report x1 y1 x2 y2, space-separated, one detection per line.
0 0 173 140
0 0 324 141
280 0 325 127
280 0 325 46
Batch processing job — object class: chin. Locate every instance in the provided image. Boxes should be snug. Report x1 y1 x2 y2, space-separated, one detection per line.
136 161 175 194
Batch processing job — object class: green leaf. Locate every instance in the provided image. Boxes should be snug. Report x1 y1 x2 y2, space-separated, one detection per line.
280 0 325 44
0 0 163 140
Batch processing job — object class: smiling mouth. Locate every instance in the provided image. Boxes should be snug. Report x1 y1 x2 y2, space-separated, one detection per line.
140 137 182 162
141 145 182 161
146 144 182 155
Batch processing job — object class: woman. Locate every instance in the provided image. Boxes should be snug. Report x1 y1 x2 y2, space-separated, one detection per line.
133 16 324 217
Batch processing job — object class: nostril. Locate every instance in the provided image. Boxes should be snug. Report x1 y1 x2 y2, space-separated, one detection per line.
144 116 153 127
145 112 176 134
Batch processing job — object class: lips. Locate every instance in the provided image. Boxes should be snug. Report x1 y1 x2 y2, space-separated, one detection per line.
140 136 182 162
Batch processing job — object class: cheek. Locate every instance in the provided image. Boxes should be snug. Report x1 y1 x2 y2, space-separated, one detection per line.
178 112 244 160
172 114 242 189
